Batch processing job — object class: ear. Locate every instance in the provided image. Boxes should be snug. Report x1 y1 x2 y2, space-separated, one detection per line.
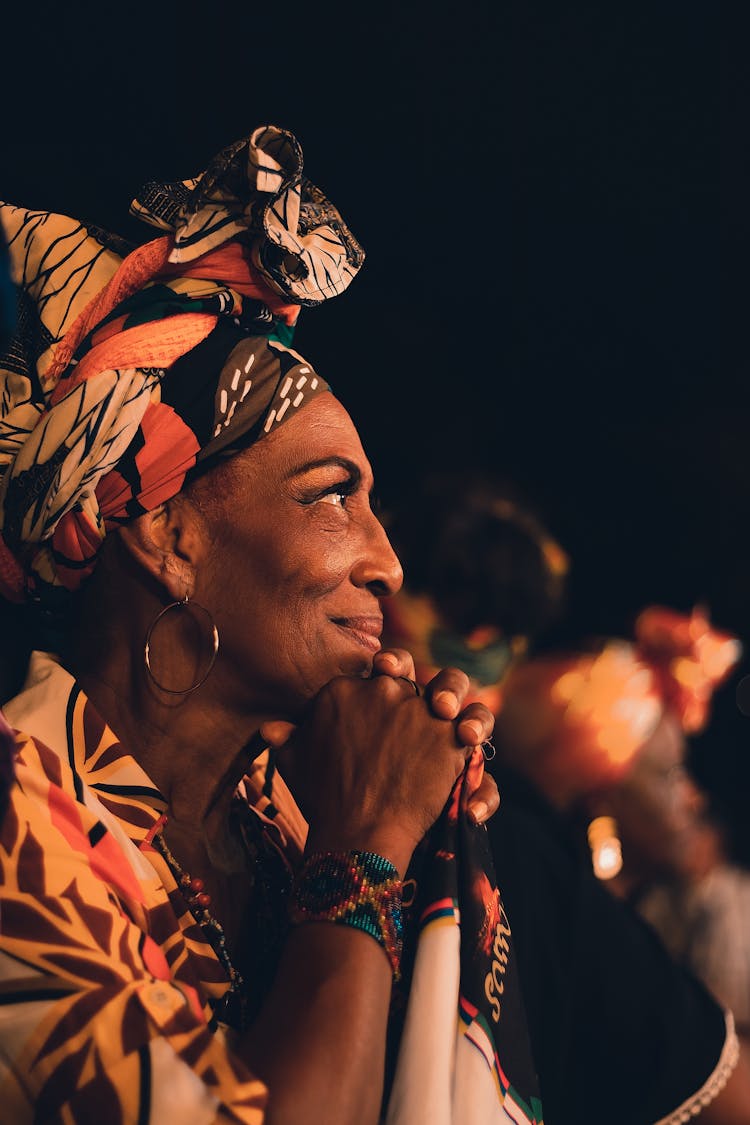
117 498 208 602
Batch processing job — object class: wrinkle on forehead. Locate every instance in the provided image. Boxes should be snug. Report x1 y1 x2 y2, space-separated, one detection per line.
244 391 373 480
185 390 373 515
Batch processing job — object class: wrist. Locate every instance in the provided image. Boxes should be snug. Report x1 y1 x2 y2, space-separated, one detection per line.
305 831 416 879
290 850 404 979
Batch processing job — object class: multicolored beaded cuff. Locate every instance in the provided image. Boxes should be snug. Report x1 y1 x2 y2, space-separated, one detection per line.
290 850 404 979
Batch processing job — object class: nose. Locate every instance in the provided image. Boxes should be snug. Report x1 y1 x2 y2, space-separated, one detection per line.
352 511 403 597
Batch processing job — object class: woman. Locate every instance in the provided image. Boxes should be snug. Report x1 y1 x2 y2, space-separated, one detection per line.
494 607 750 1038
634 805 750 1041
493 604 741 866
383 480 750 1123
2 128 749 1125
0 126 517 1124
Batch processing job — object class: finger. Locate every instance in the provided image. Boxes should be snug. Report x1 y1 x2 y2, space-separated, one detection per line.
395 675 421 696
363 671 422 704
372 648 417 681
424 667 471 719
467 773 501 825
259 719 297 747
455 702 495 747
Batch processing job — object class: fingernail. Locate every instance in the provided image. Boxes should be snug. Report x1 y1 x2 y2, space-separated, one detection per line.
377 652 399 669
463 720 483 744
434 690 458 712
470 801 489 825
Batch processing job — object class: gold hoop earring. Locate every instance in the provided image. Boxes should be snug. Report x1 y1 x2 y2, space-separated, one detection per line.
587 815 623 881
144 597 219 695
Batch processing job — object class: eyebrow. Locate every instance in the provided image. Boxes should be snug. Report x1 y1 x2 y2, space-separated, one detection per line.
286 456 373 494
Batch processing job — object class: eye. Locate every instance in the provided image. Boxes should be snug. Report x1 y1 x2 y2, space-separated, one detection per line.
314 480 356 509
318 488 349 508
295 468 360 511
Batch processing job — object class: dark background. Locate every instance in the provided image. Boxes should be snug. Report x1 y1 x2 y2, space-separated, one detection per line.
3 6 746 848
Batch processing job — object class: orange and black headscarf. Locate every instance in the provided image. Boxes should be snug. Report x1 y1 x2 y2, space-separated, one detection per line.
0 124 363 616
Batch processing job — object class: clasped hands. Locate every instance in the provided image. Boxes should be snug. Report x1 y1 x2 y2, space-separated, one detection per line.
372 649 499 826
260 648 500 852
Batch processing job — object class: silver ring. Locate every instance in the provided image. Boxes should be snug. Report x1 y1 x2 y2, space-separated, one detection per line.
396 676 421 696
481 739 496 761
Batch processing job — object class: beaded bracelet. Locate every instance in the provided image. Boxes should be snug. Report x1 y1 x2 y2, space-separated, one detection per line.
290 850 404 979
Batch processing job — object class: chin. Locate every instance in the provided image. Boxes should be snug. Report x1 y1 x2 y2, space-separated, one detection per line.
340 651 377 680
282 653 374 715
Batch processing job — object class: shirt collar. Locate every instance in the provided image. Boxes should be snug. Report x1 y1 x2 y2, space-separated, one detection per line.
6 650 167 842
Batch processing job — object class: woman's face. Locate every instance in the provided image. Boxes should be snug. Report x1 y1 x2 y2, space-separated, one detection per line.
195 392 404 716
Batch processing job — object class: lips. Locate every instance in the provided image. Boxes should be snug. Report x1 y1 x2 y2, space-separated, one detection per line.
332 615 383 653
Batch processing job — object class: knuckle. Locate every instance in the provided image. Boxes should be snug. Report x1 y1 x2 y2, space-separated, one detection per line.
322 674 351 701
369 673 404 701
463 702 494 727
446 667 470 693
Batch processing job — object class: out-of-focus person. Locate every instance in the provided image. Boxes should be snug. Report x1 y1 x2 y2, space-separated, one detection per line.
636 806 750 1040
384 473 750 1123
382 468 569 716
496 604 750 1039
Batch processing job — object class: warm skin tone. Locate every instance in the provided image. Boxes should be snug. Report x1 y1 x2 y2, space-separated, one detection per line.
67 392 498 1125
65 391 750 1124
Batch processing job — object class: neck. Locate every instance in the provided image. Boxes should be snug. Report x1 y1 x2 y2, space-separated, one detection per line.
64 538 280 845
70 649 269 844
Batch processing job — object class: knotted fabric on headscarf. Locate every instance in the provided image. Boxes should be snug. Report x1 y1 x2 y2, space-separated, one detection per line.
0 124 364 609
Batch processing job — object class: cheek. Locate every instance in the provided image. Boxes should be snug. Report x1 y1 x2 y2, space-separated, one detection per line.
208 516 357 649
228 548 350 648
271 536 353 600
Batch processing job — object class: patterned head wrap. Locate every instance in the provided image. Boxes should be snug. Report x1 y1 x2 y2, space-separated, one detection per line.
0 125 364 615
495 605 741 800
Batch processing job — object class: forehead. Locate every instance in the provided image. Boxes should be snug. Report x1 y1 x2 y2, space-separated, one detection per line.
233 391 373 484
